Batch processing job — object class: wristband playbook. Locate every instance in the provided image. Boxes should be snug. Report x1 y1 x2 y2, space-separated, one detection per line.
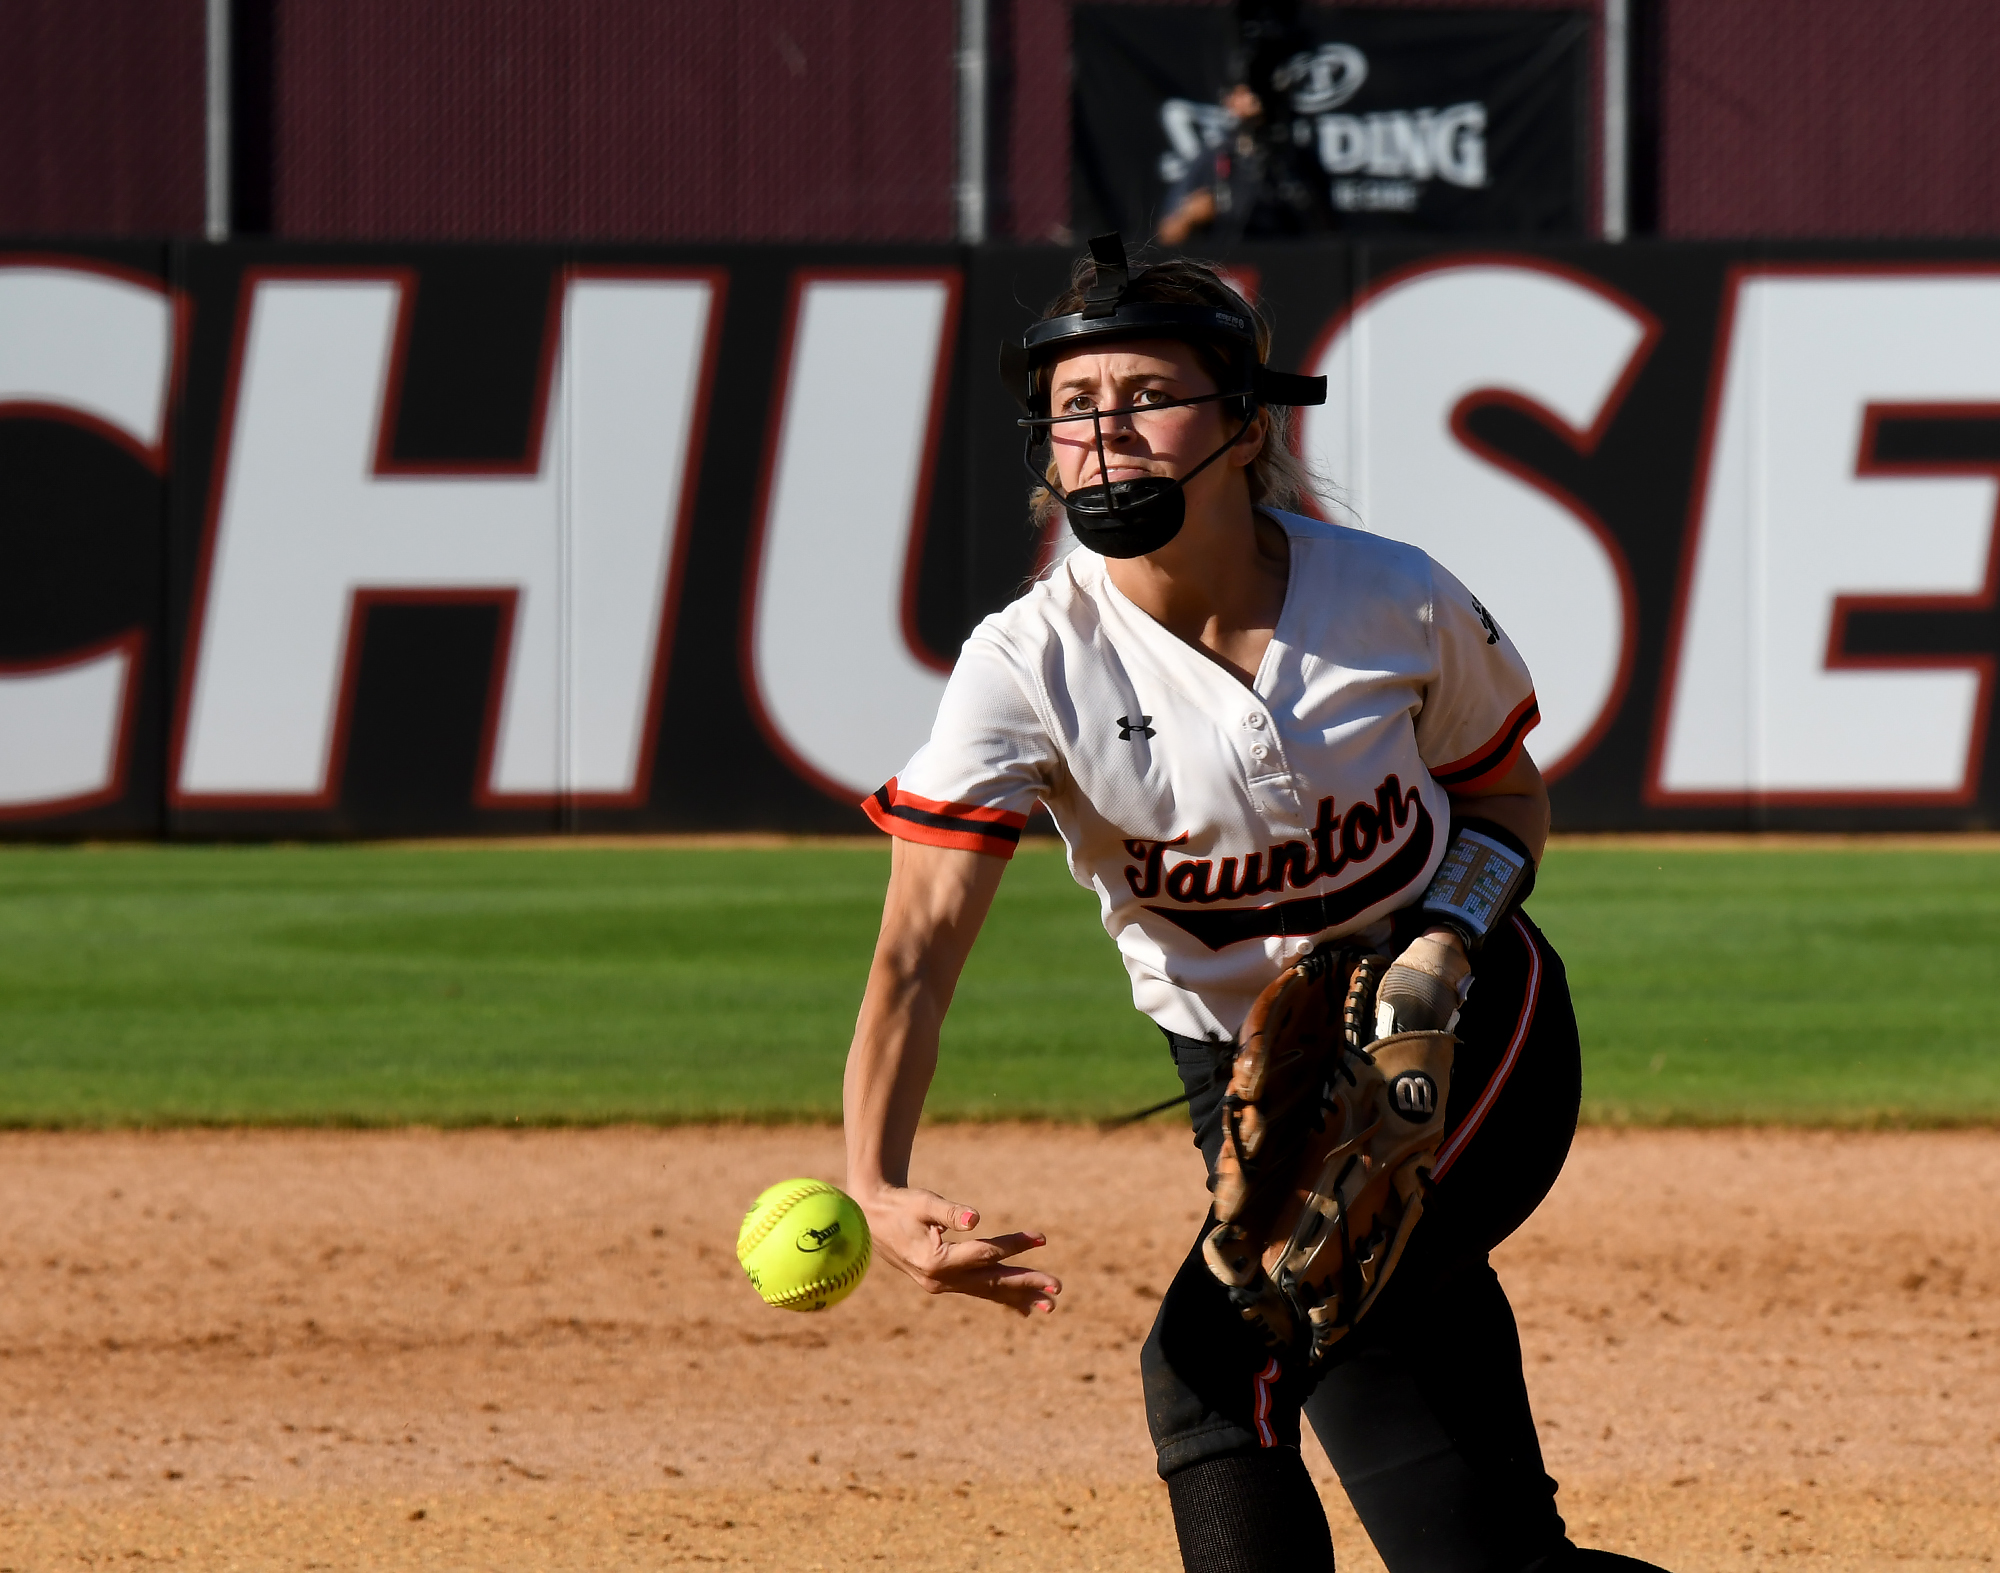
1418 817 1536 950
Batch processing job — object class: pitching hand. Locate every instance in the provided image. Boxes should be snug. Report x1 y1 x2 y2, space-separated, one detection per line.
856 1184 1060 1315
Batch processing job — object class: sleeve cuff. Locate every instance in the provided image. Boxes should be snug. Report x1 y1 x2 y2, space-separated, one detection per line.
1429 693 1540 791
861 778 1028 859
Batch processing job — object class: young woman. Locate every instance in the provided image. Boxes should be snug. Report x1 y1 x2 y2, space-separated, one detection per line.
842 240 1668 1573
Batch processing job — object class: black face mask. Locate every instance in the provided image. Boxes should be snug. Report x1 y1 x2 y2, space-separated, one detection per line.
1017 387 1258 559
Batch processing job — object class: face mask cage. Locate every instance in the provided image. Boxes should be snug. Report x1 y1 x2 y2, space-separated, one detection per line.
1017 387 1261 537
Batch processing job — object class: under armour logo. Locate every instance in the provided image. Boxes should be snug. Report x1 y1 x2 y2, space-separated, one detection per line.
1117 715 1155 741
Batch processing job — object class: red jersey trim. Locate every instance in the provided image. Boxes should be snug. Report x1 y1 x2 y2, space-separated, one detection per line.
861 779 1026 860
1429 693 1541 791
1251 1357 1282 1447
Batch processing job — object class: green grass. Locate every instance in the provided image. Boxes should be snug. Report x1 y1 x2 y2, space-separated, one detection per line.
1535 845 2000 1125
0 840 1993 1127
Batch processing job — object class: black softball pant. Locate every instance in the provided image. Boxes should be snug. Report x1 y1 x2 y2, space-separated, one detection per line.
1141 914 1668 1573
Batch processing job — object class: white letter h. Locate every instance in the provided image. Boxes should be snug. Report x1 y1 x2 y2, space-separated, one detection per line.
175 270 717 807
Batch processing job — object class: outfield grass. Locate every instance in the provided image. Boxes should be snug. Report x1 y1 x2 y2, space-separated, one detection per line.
0 840 1993 1127
1542 844 2000 1124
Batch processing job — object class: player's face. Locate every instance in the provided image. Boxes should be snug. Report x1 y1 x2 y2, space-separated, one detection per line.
1045 339 1238 494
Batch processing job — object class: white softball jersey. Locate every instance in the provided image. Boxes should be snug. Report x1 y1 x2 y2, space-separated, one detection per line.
863 509 1539 1042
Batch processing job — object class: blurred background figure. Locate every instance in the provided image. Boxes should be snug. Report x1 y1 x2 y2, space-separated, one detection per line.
1157 0 1339 245
1156 81 1268 246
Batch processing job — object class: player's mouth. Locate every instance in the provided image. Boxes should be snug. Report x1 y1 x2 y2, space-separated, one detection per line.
1084 461 1162 484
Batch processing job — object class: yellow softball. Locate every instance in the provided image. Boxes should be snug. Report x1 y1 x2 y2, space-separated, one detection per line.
736 1178 872 1312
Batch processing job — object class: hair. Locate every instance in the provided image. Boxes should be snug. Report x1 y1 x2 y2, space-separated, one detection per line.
1027 250 1324 536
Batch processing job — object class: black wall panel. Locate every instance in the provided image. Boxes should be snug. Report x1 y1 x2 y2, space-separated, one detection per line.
2 238 1997 837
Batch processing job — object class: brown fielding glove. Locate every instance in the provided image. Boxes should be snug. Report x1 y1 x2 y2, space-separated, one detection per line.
1208 945 1353 1234
1203 943 1456 1366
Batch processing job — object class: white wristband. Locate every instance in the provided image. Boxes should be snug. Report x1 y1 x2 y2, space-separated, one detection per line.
1419 827 1529 944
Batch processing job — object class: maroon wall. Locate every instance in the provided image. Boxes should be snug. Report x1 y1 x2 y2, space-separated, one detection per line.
0 0 204 237
1004 0 1076 242
270 0 956 242
1658 0 2000 238
5 2 2000 245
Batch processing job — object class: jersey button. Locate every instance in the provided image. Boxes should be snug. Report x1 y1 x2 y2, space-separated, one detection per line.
1249 742 1270 761
1245 713 1266 729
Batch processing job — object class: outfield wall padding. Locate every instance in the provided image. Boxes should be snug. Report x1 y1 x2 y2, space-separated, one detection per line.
3 239 1999 837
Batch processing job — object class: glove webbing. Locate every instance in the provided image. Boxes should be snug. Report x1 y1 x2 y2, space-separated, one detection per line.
1219 945 1350 1182
1342 954 1386 1058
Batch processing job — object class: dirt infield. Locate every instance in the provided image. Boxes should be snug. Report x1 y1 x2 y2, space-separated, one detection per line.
1 1126 1995 1571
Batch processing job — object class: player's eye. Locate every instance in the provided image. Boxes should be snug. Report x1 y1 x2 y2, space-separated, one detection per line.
1060 393 1096 413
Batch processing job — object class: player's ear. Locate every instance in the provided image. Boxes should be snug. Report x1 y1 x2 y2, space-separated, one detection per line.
1230 407 1269 467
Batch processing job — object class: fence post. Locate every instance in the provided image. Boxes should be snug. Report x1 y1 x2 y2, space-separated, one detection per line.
1602 0 1629 242
957 0 989 244
205 0 230 240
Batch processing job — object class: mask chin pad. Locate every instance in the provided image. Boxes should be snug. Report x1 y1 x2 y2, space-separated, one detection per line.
1063 477 1186 558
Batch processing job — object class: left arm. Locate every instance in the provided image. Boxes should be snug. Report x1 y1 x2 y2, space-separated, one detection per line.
1384 749 1549 1029
1444 748 1548 866
1396 560 1551 1018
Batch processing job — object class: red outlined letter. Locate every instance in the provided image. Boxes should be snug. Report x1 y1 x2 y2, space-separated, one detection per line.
0 258 180 816
1653 268 2000 805
173 267 724 810
742 268 961 801
1300 256 1655 778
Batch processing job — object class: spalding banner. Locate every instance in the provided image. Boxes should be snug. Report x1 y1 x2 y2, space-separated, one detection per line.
1071 5 1592 242
1 238 1998 837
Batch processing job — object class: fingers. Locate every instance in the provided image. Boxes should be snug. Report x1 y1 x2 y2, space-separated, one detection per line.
908 1190 979 1233
928 1239 1061 1314
911 1235 1061 1309
860 1186 1059 1313
953 1262 1063 1316
940 1229 1046 1266
990 1279 1062 1316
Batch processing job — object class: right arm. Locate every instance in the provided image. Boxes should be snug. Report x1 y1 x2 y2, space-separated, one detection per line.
842 837 1062 1315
